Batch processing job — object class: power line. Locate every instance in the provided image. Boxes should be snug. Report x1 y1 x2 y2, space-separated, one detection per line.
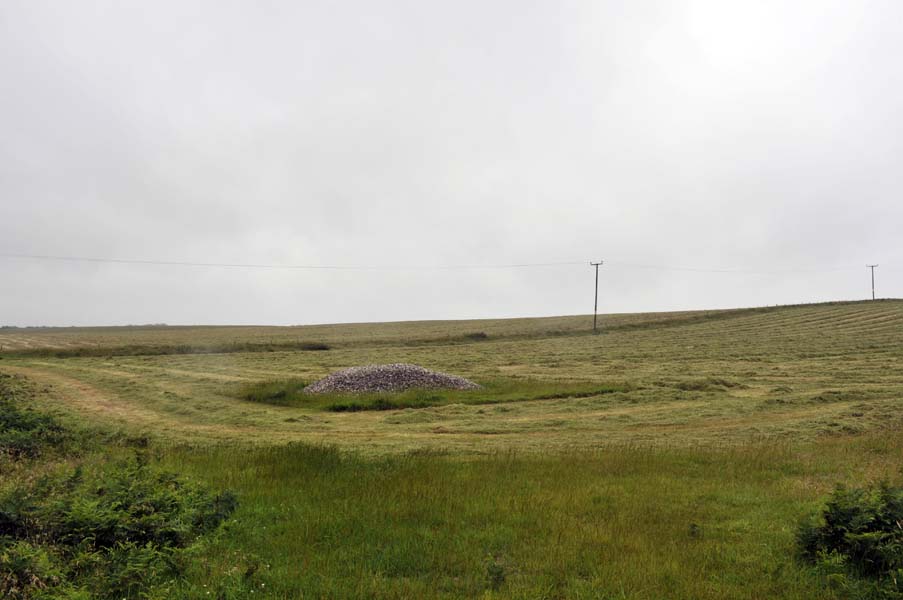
0 251 883 275
604 261 861 275
0 252 583 271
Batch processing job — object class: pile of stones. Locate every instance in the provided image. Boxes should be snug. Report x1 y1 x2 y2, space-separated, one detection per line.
303 363 480 394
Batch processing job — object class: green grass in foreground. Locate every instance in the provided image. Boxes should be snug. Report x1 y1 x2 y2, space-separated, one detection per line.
235 378 629 412
157 433 903 600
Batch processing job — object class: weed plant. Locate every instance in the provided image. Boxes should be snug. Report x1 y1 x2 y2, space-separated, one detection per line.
0 375 242 599
799 483 903 598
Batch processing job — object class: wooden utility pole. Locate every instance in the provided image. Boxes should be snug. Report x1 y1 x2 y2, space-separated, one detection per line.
867 264 878 300
591 260 603 332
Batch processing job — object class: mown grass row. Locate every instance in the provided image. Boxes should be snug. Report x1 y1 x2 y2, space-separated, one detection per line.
1 340 331 359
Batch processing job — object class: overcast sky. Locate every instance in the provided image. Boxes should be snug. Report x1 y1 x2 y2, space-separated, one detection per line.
1 0 901 326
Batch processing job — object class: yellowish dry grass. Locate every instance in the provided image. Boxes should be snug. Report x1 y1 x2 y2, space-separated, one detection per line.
0 308 732 350
2 300 901 454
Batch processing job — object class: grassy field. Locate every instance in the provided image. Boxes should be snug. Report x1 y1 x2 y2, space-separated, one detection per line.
2 300 901 452
2 299 903 598
0 307 749 352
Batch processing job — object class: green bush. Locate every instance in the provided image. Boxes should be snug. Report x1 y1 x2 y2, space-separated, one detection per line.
798 482 903 598
0 540 65 599
0 454 238 599
0 373 246 598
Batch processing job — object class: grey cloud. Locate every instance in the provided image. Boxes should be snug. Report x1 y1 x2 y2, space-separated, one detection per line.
1 0 901 325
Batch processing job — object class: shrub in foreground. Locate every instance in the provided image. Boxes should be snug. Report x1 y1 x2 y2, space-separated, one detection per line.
0 453 238 599
798 482 903 598
1 372 242 598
